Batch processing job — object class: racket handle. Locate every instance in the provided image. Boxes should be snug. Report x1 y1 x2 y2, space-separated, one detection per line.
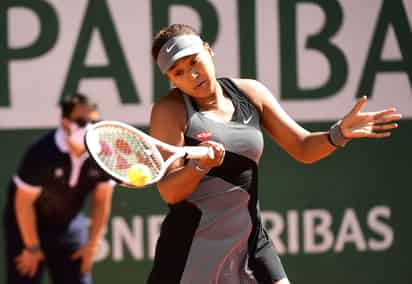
184 146 214 159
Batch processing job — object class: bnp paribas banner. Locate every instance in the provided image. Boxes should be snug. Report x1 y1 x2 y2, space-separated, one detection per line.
0 1 411 284
0 0 411 128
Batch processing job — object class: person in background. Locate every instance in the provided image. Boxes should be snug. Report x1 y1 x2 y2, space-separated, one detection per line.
3 93 115 284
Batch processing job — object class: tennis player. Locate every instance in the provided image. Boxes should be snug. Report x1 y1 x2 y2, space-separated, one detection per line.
147 24 402 284
2 94 115 284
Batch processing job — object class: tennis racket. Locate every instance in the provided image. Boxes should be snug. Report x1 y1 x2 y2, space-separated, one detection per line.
84 120 213 188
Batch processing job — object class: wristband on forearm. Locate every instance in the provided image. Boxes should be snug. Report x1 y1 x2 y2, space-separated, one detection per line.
328 120 350 147
25 244 41 254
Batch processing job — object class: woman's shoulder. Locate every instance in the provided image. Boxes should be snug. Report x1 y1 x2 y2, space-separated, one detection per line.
229 78 265 113
230 78 261 88
151 88 187 128
153 88 185 112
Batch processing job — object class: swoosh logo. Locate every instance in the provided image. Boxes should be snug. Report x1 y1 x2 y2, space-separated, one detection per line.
166 43 176 53
243 115 253 124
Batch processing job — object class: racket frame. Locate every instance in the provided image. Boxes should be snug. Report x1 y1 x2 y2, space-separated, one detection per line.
85 120 210 188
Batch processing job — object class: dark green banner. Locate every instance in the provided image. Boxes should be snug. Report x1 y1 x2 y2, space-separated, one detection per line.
1 121 411 283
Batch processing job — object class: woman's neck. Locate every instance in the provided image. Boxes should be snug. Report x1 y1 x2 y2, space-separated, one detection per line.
194 82 226 111
193 82 235 122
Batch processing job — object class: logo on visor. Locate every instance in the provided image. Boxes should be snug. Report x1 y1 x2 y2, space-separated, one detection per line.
166 43 177 53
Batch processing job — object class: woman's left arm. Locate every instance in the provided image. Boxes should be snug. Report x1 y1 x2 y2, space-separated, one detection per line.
235 79 402 164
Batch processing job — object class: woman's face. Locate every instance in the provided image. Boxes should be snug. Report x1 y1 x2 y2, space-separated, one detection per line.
166 46 217 98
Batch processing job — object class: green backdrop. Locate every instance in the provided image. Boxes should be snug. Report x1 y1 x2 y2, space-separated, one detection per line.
1 121 411 283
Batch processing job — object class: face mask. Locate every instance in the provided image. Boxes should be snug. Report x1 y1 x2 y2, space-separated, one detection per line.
68 122 89 156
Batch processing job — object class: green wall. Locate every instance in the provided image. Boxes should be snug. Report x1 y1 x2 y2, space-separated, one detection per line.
1 121 411 283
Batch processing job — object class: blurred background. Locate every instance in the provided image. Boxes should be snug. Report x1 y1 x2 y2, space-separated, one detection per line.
1 0 411 283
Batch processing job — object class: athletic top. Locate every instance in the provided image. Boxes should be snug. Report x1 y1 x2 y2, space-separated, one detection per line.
148 78 286 283
4 128 112 229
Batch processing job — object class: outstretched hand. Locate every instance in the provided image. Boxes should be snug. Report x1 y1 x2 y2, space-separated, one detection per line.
340 96 402 139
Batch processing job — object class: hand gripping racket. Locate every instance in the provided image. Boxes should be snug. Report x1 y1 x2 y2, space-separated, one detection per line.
84 120 212 188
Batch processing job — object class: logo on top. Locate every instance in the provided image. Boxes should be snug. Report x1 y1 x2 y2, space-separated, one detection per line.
194 131 212 141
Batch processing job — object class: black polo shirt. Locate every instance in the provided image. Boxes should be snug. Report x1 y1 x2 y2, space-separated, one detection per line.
4 128 112 228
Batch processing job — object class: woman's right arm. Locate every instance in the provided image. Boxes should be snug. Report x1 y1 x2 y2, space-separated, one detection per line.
149 93 223 204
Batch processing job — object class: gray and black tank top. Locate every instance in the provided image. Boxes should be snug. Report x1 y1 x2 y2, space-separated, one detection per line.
148 78 266 284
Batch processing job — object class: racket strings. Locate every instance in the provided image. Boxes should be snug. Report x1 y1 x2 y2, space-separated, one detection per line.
133 135 162 175
96 126 162 180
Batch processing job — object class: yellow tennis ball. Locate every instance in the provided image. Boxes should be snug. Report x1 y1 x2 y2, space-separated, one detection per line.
127 164 151 186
